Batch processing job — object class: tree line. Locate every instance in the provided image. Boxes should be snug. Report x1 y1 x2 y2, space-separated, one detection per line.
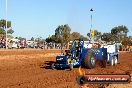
0 18 131 48
45 24 88 46
45 24 132 47
102 25 131 47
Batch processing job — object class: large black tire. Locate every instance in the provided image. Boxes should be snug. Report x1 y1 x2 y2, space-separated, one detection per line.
82 50 96 69
101 58 107 68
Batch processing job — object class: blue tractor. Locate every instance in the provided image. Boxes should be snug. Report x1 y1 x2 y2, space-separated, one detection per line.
51 38 119 70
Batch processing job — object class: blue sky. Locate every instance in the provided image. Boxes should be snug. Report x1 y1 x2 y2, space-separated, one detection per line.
0 0 132 39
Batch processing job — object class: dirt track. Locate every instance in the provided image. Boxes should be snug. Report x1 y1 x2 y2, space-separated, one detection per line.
0 49 132 88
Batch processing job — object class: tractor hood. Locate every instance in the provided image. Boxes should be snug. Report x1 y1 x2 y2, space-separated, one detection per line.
56 56 68 61
56 56 68 65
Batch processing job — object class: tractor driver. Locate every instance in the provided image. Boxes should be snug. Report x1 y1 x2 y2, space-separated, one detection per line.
74 38 84 59
78 38 84 54
71 38 84 60
70 40 77 58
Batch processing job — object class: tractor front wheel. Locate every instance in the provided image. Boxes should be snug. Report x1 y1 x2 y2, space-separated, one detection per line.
51 63 55 70
101 58 107 68
83 50 96 69
69 64 73 70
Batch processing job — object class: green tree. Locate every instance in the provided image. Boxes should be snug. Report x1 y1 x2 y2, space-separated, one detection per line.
55 24 71 47
0 19 11 29
80 35 88 41
63 24 71 44
122 36 132 47
7 35 13 39
0 28 5 38
71 32 88 41
111 25 129 43
7 29 14 34
45 35 55 43
101 33 116 42
15 37 23 40
31 37 35 41
0 28 5 34
111 25 129 41
111 25 128 36
71 32 80 40
0 19 13 38
35 37 45 44
55 25 63 43
94 30 102 41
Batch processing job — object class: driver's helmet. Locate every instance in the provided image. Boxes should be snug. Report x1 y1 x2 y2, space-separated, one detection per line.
79 38 83 41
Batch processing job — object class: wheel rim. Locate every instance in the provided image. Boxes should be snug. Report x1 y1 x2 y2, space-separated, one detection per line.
91 57 95 66
52 63 55 69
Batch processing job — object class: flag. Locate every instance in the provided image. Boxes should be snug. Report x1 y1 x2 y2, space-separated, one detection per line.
91 29 94 38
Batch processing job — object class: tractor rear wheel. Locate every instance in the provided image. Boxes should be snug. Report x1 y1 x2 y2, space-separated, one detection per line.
83 50 96 69
101 58 107 68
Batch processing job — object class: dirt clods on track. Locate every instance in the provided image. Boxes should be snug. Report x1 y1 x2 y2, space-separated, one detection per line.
0 49 132 88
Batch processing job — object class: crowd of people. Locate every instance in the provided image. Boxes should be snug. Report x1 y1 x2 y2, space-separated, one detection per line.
0 38 65 49
1 38 131 51
0 38 6 48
